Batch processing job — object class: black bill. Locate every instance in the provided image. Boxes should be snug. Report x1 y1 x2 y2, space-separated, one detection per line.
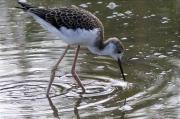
117 58 126 81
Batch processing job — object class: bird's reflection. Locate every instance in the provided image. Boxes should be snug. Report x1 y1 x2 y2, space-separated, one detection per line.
120 98 126 119
74 94 83 119
47 96 60 119
47 95 127 119
47 95 83 119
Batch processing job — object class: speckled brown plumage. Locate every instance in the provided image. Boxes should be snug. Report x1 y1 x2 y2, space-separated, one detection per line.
18 2 104 31
17 2 105 48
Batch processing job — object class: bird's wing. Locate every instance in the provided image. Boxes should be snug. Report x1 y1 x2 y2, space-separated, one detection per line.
18 1 103 30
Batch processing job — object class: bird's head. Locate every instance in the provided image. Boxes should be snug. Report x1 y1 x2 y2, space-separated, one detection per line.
104 37 124 60
104 37 126 80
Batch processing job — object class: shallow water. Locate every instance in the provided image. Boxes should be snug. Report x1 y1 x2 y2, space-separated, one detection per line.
0 0 180 119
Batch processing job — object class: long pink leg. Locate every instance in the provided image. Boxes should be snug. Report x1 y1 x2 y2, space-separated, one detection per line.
46 45 70 97
71 45 85 93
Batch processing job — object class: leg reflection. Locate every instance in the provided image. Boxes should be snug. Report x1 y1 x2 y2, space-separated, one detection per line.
47 95 83 119
74 94 83 119
47 96 125 119
47 96 60 119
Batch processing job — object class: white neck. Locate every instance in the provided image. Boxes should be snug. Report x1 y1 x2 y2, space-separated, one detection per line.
87 42 123 60
88 42 115 56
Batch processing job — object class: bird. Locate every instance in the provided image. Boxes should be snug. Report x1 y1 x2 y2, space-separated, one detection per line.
17 0 126 96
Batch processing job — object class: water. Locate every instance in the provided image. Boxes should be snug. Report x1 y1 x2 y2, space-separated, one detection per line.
0 0 180 119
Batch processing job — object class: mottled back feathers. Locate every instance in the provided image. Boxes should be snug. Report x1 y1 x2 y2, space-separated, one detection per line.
18 2 103 31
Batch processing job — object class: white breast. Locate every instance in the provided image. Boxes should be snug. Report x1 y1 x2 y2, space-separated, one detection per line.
60 27 100 46
28 12 100 46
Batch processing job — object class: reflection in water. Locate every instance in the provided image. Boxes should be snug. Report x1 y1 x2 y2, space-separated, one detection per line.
47 96 60 119
47 94 127 119
73 95 82 119
47 95 83 119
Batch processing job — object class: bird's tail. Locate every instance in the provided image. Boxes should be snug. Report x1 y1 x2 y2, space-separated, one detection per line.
16 0 35 11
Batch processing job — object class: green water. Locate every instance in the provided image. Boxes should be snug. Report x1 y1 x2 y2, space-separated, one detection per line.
0 0 179 119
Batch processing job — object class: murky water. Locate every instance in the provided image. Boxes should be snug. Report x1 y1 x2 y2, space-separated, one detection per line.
0 0 179 119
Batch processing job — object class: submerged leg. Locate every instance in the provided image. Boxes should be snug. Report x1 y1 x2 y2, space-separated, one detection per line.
46 45 70 97
71 45 85 93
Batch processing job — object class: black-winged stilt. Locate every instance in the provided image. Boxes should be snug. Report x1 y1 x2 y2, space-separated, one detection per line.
17 0 126 96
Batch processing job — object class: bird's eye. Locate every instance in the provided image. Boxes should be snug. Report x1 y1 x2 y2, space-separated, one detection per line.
117 51 121 53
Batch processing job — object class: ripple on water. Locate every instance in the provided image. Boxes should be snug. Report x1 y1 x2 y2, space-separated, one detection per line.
0 80 47 101
54 74 131 98
0 74 131 103
0 73 133 119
